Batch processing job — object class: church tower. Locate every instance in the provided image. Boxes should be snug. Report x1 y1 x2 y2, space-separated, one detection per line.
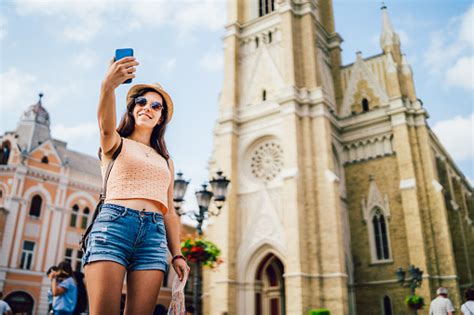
205 1 473 314
205 0 350 314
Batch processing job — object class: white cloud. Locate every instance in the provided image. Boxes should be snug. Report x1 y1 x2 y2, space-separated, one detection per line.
424 3 474 87
199 50 223 72
432 113 474 161
0 15 7 40
0 68 38 111
161 58 176 73
51 121 99 142
127 0 171 30
13 0 225 42
459 4 474 47
174 0 226 37
446 56 474 90
14 0 109 42
72 49 99 70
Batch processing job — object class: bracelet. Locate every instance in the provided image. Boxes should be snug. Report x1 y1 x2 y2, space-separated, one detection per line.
171 254 186 264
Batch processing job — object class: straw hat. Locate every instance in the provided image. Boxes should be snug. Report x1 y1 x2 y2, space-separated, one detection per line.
126 83 174 123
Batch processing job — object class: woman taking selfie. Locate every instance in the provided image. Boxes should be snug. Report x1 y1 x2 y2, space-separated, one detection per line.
82 55 189 315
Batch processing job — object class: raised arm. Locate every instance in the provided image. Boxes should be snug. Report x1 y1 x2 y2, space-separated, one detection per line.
98 56 139 156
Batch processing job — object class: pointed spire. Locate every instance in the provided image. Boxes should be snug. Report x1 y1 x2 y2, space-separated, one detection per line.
380 4 400 52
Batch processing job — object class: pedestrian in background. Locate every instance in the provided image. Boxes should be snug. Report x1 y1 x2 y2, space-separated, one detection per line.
429 287 455 315
47 265 59 314
50 261 77 315
461 288 474 315
0 292 12 315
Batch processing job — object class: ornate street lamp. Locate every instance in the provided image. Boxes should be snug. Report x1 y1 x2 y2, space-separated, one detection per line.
395 265 424 314
173 170 230 315
209 170 230 212
173 172 190 215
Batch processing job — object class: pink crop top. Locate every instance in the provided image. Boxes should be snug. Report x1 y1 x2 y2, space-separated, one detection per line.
101 137 171 214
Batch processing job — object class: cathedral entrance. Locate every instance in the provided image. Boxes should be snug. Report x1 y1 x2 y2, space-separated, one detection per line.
254 253 285 315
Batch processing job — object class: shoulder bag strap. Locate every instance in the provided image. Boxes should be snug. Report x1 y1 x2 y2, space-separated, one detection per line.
99 137 124 201
80 137 123 251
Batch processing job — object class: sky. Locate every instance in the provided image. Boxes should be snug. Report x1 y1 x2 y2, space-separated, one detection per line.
0 0 473 220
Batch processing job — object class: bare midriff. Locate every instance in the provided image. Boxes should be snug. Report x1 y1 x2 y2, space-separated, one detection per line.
105 198 167 215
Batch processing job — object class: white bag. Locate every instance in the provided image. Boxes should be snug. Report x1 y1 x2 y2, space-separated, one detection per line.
167 268 189 315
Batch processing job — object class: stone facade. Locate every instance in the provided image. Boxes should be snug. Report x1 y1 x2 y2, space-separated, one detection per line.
204 1 473 315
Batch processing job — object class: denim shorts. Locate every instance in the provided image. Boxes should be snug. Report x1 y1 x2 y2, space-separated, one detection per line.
82 203 169 272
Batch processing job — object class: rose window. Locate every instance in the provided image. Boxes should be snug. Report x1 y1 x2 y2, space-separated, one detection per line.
250 141 284 182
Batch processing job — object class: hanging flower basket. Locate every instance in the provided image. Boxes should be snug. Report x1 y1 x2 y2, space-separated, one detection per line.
405 294 424 310
181 237 223 269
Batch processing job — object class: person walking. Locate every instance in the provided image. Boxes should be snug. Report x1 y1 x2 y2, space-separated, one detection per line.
51 261 77 315
82 55 189 315
429 287 455 315
46 265 59 314
461 288 474 315
0 292 12 315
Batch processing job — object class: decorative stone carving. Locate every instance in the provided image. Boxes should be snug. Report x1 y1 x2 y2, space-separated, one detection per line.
238 188 286 259
240 44 284 107
250 140 284 182
317 48 336 109
341 53 390 117
361 176 391 223
342 135 393 164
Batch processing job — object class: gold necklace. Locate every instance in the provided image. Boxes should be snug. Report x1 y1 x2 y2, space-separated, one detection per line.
137 142 154 158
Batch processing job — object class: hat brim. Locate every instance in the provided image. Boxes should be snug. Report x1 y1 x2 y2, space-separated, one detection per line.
126 83 174 123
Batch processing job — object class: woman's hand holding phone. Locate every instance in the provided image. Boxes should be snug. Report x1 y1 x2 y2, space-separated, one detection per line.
102 56 139 92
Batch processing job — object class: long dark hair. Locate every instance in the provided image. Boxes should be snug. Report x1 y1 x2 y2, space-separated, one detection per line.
117 87 170 161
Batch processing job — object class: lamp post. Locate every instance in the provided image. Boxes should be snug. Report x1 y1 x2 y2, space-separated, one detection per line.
173 170 230 315
395 265 423 314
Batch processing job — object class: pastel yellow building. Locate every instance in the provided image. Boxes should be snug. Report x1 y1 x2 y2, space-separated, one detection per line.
204 1 473 314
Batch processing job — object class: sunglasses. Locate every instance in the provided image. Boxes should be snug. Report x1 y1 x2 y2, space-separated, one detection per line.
134 96 164 111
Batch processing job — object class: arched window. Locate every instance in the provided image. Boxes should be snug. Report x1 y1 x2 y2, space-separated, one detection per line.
259 0 275 17
383 295 393 315
268 31 272 43
256 37 259 48
81 207 90 229
372 209 390 260
70 204 79 227
41 156 49 164
29 195 42 217
362 98 369 112
262 90 267 101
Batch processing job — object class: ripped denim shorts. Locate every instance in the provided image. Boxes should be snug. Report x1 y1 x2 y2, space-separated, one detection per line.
82 203 169 272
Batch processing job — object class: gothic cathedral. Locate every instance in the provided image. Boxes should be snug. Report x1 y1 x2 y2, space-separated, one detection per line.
203 1 473 314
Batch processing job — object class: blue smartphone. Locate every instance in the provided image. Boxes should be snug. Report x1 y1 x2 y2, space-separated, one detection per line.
115 48 134 84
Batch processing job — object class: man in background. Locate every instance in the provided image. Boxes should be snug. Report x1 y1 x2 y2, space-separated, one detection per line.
429 287 455 315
